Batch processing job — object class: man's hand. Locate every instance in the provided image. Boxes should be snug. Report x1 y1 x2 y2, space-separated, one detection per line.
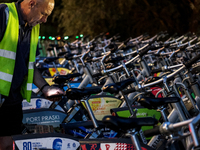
42 86 65 102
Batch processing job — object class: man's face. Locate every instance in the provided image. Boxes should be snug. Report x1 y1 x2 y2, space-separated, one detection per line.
36 100 41 108
54 142 62 150
27 0 54 27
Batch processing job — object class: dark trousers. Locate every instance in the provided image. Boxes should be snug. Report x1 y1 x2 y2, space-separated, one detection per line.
0 103 23 136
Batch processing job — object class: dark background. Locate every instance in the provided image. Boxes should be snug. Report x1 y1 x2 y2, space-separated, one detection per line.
2 0 200 40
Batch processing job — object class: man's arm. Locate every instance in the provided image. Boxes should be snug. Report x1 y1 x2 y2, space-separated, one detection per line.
33 65 64 101
0 5 8 42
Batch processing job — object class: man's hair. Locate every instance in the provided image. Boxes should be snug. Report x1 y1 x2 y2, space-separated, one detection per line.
36 99 41 103
53 138 62 147
36 0 49 6
18 0 24 3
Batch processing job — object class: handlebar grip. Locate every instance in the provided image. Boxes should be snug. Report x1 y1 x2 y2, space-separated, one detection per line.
164 43 170 48
83 35 90 40
139 46 150 57
143 126 160 137
94 33 105 40
184 54 200 68
58 52 68 56
123 87 136 95
69 73 82 77
46 94 64 99
110 44 118 53
49 44 58 47
151 68 162 74
92 73 103 78
124 37 131 45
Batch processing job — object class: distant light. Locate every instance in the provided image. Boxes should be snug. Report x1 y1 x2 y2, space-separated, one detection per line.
106 32 109 35
42 36 45 39
80 34 83 37
76 36 79 39
57 36 61 40
64 36 69 40
52 37 55 40
49 36 52 40
39 36 41 39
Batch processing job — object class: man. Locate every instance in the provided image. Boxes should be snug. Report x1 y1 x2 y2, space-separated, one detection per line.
36 99 42 108
52 138 62 150
0 0 64 149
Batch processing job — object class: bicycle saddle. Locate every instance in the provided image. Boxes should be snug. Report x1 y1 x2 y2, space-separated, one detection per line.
137 97 181 109
103 78 135 94
191 63 200 74
84 56 93 62
109 44 118 53
49 44 59 47
104 56 124 64
53 73 82 84
126 62 135 69
105 63 118 70
37 63 49 72
102 116 158 132
65 87 102 100
64 53 74 60
93 51 102 57
122 45 136 51
92 73 103 78
43 57 60 63
58 51 69 57
47 46 63 51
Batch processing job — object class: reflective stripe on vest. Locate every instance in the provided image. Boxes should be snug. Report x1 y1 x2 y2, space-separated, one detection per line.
27 83 32 91
0 2 40 102
0 49 16 59
0 72 13 82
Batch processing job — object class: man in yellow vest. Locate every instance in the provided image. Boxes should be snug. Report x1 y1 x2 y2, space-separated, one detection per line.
0 0 64 149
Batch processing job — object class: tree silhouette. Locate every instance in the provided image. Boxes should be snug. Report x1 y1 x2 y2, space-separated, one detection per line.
53 0 200 39
1 0 200 39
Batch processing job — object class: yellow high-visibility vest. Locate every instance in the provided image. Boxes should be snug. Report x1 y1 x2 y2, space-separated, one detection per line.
0 2 40 102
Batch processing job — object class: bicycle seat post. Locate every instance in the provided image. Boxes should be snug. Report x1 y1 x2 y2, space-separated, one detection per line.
157 106 169 122
81 98 98 129
127 130 142 150
120 91 136 118
162 76 170 93
72 59 80 73
52 61 60 76
122 62 130 77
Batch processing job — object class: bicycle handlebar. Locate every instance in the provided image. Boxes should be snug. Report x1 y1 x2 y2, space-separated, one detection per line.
184 54 200 69
139 45 151 57
129 34 143 42
144 115 197 137
123 44 149 57
123 87 136 95
143 126 160 137
151 68 163 74
151 64 183 74
102 55 140 74
142 65 184 88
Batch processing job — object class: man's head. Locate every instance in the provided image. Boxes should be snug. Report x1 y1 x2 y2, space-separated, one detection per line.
52 138 62 150
20 0 54 27
36 99 42 108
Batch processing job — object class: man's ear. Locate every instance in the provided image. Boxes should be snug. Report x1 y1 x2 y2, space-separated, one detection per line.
29 0 36 8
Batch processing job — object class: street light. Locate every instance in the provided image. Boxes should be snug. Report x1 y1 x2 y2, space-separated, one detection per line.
64 36 69 40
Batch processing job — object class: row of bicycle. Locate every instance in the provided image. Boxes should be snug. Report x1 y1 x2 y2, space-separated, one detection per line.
17 31 200 150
